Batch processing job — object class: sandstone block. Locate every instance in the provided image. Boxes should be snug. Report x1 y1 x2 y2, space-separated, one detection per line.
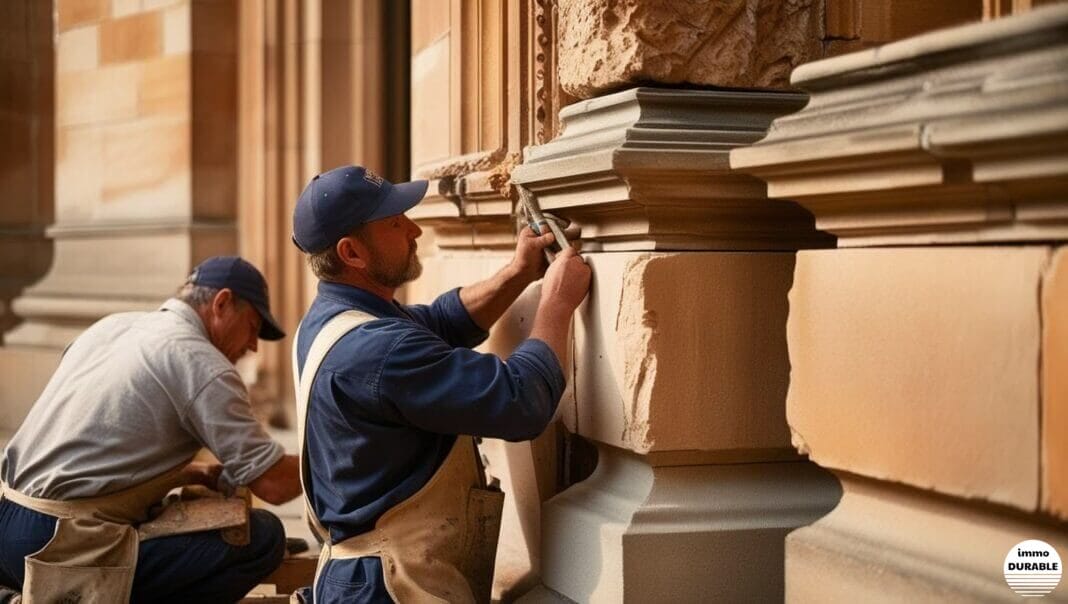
788 247 1048 511
99 10 163 64
59 0 109 32
1043 246 1068 519
138 54 190 117
410 34 451 168
573 252 795 455
57 26 100 73
787 475 1068 603
557 0 823 99
55 124 104 221
110 0 141 19
162 4 191 55
100 116 191 218
56 63 139 127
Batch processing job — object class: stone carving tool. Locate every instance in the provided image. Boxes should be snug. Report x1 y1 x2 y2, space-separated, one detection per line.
516 184 569 262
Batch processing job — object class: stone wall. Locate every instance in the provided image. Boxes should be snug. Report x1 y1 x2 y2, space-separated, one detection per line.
732 5 1068 600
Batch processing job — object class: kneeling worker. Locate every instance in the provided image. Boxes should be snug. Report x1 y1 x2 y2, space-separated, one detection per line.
0 256 302 603
291 165 592 602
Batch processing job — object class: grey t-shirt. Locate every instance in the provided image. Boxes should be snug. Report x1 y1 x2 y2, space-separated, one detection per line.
1 298 284 499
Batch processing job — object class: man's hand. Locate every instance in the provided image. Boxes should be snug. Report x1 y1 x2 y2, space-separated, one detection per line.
530 247 592 364
510 226 556 283
182 461 224 492
539 247 592 316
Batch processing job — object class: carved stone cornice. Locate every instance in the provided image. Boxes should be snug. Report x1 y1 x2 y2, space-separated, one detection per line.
510 87 833 251
731 5 1068 246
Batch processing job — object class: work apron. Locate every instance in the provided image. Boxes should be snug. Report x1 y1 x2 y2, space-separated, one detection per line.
0 462 249 603
294 311 504 604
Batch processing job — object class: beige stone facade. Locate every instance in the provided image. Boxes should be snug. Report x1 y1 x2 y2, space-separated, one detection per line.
2 0 1066 601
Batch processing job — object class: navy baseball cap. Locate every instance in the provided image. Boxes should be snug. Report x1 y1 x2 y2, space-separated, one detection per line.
189 256 285 341
291 165 429 254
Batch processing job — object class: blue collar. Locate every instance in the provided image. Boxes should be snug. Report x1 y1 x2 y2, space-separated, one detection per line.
316 280 414 321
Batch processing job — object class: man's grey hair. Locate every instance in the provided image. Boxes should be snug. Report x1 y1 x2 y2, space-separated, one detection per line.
175 283 221 309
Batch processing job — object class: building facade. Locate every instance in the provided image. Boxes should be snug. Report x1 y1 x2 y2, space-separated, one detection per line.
1 0 1065 601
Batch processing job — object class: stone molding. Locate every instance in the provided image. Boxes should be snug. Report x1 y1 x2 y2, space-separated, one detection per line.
731 5 1068 246
529 445 840 603
511 87 833 252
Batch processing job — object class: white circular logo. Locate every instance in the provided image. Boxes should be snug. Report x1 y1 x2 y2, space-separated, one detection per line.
1005 540 1062 597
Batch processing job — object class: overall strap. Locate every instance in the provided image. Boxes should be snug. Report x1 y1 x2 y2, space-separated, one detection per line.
292 310 377 545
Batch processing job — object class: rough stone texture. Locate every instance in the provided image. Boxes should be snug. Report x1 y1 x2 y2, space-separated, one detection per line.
787 475 1068 603
557 0 824 99
572 252 795 455
1044 246 1068 519
788 247 1048 512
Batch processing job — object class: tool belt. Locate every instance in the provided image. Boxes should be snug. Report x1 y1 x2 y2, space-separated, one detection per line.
294 311 505 603
0 465 249 604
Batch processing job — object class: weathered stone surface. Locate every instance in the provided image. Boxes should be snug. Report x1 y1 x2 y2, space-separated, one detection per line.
787 475 1068 603
788 247 1048 511
537 446 840 603
732 5 1068 246
1044 246 1068 520
572 252 796 456
557 0 823 99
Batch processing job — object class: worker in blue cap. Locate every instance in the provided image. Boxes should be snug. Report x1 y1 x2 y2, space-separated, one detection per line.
0 256 301 603
291 165 591 603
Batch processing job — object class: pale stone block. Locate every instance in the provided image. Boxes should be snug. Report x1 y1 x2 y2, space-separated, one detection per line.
410 35 451 169
99 116 192 220
786 475 1068 603
138 54 190 117
111 0 141 18
56 63 139 126
55 125 104 222
58 0 110 32
788 247 1048 511
1043 246 1068 519
538 447 840 603
573 252 795 455
162 4 190 55
557 0 823 99
99 10 163 64
57 26 99 73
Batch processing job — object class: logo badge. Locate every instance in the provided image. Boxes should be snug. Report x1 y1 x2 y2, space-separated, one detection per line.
1004 540 1062 597
363 169 384 187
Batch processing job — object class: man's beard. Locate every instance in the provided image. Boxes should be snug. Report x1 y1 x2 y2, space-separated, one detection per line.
368 245 422 288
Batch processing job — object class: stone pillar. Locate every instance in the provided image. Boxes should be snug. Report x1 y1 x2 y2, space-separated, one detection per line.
0 0 239 428
732 5 1068 601
511 85 840 603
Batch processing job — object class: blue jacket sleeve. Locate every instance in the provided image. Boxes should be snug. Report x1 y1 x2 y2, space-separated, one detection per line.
402 288 488 350
370 330 565 441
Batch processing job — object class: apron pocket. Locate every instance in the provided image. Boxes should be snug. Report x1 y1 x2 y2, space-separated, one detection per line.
23 517 138 604
462 487 504 604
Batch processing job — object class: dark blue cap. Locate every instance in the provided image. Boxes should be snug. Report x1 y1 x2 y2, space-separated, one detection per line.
189 256 285 341
292 165 429 254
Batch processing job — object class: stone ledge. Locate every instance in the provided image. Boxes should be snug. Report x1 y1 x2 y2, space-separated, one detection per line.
731 5 1068 246
512 87 832 252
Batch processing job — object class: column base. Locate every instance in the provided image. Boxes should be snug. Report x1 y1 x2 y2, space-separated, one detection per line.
535 445 840 602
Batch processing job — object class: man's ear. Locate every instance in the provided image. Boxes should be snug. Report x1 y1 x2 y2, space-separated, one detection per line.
336 237 369 270
211 288 235 316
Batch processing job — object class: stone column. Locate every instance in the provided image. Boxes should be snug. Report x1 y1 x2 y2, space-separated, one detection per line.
0 0 238 427
732 5 1068 601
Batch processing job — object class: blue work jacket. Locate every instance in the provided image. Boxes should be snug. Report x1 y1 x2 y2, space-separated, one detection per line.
295 280 564 602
